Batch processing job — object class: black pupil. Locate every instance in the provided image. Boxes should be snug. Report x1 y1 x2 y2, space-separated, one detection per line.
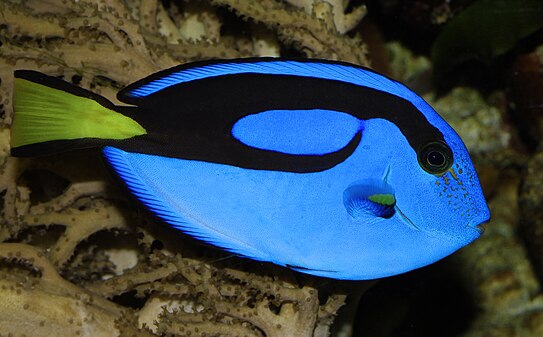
427 151 445 167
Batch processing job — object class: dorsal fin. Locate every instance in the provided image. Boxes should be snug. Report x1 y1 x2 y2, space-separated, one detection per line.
117 58 416 105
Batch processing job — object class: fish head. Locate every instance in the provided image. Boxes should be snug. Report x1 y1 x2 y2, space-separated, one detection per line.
384 115 490 263
335 115 489 279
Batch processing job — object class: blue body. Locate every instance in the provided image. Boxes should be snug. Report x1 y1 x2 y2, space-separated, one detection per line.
99 59 489 280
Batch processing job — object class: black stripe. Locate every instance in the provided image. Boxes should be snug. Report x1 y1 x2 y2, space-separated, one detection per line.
117 57 381 104
10 139 110 158
14 70 116 110
114 74 444 173
11 71 126 158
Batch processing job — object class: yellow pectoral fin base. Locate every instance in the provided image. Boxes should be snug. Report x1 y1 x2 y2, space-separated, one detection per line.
11 77 146 149
368 193 396 206
343 180 396 219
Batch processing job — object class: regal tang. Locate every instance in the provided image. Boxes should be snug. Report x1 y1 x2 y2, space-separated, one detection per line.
10 58 490 280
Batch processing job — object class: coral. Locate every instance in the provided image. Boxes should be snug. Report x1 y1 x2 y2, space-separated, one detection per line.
283 0 367 34
0 0 368 336
0 243 133 337
452 176 543 337
209 0 368 64
386 41 432 87
427 88 511 160
519 146 543 294
386 41 517 166
512 46 543 294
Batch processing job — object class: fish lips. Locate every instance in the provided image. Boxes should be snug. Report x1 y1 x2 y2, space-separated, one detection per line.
395 200 488 245
469 214 490 235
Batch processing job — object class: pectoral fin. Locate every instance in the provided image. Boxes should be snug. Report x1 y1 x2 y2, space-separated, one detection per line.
343 179 396 219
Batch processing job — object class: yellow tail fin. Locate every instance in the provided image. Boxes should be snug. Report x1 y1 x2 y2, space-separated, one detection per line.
10 71 146 155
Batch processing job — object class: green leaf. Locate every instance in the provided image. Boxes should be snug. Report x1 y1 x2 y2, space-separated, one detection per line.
431 0 543 79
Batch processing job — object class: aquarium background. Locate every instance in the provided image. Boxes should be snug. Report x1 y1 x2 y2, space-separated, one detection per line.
1 0 542 336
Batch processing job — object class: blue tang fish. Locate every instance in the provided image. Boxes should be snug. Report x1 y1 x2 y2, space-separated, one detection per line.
10 58 490 280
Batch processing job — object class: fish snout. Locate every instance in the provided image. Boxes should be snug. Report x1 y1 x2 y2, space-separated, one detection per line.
468 214 490 235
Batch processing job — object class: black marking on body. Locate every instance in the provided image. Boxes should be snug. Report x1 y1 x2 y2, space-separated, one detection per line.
14 70 116 110
114 74 444 172
286 264 337 273
12 71 445 173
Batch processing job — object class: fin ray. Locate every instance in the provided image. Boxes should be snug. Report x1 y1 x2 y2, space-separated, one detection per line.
102 146 269 261
10 71 146 157
118 58 416 104
343 179 396 219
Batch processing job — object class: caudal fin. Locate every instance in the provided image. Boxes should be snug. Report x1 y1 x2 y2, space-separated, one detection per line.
10 71 146 157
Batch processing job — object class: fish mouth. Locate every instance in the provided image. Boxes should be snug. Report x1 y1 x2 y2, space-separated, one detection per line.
396 205 489 236
468 216 490 235
474 222 486 234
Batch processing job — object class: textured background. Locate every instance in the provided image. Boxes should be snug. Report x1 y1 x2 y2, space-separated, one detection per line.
1 1 542 336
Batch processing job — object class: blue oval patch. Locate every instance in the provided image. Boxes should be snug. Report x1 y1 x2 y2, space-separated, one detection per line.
231 109 363 155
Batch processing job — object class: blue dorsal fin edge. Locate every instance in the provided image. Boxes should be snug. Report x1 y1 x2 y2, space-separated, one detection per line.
117 58 456 160
101 146 269 261
118 58 417 104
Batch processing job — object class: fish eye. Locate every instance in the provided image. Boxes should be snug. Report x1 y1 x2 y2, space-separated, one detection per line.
427 151 445 167
418 141 453 175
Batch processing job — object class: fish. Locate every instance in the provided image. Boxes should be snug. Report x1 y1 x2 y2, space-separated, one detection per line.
9 58 490 280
